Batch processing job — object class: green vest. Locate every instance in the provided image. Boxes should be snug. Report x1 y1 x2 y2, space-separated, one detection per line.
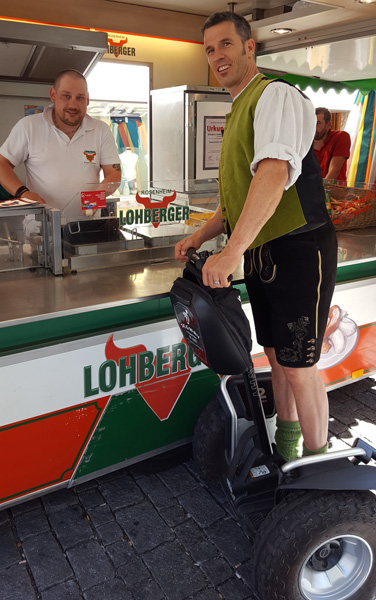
219 74 307 249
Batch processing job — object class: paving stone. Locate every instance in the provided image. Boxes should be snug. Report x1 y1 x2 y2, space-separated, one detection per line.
14 506 50 541
0 522 22 568
22 531 73 590
0 511 9 526
328 389 349 404
99 474 144 511
96 467 129 484
66 539 115 592
354 405 376 421
137 474 177 510
184 458 203 480
328 418 348 436
117 556 150 586
143 539 207 600
86 503 114 527
0 563 36 600
115 500 174 553
192 588 224 600
329 404 357 426
49 504 94 550
206 518 252 566
40 578 82 600
83 576 133 600
160 504 189 527
218 575 254 599
77 487 106 510
42 488 79 515
105 539 135 568
203 481 228 507
356 391 376 410
175 519 218 563
178 487 226 528
96 520 124 546
128 577 164 600
10 498 41 517
74 479 98 492
349 378 376 395
158 465 199 497
199 556 233 586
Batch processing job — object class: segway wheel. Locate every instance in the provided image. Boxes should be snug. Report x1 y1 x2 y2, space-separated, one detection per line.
252 489 376 600
193 396 226 482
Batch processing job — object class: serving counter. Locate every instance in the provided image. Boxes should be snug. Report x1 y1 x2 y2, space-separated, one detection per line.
1 189 376 511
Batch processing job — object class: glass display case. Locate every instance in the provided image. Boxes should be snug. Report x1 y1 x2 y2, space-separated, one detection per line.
0 203 46 272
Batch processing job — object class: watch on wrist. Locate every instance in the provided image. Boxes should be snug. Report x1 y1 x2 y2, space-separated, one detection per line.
14 185 29 198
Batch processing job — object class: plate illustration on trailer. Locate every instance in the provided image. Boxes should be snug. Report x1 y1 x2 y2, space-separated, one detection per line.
318 305 359 370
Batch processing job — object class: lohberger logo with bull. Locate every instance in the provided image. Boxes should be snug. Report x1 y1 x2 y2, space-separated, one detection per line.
119 189 189 229
107 36 136 58
83 334 202 420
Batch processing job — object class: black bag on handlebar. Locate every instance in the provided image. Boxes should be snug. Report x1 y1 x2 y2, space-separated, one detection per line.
170 262 252 375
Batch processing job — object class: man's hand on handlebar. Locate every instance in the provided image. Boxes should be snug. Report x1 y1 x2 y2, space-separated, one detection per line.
175 234 200 263
201 252 237 289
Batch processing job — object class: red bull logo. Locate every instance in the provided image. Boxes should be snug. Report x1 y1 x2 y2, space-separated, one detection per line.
108 37 136 57
83 335 201 420
119 190 189 229
84 151 97 163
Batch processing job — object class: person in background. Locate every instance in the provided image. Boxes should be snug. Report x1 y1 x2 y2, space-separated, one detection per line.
314 107 351 184
175 11 338 463
0 69 120 222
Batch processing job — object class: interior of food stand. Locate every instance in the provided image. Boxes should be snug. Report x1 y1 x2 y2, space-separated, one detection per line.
86 61 150 194
85 54 374 193
0 12 375 275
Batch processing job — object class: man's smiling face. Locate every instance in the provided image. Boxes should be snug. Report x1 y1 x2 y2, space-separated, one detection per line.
204 21 256 98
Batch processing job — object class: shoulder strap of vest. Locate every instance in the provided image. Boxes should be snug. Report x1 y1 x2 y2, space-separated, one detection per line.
259 75 309 100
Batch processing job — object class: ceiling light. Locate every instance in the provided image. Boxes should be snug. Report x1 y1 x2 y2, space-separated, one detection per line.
270 28 293 35
355 0 376 3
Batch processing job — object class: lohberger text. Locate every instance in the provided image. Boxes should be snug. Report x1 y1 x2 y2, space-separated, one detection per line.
119 205 189 226
84 342 200 397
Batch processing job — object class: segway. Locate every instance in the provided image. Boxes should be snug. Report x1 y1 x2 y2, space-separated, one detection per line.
170 248 376 600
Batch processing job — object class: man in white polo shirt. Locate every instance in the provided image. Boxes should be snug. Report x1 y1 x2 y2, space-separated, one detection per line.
0 69 120 222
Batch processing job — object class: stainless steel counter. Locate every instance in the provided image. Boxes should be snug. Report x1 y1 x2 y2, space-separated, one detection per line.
0 261 189 326
1 227 375 329
1 260 246 328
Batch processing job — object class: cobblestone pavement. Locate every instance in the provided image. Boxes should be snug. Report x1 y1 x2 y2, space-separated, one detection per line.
1 377 376 600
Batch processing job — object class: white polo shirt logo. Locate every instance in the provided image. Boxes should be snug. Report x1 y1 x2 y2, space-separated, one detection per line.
83 150 97 164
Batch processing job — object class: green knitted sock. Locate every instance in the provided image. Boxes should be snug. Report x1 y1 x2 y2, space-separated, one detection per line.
275 418 302 462
303 442 328 456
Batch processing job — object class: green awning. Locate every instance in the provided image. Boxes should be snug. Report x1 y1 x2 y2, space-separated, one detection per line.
264 73 376 96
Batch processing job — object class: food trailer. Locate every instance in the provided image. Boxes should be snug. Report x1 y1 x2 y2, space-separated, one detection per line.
0 9 376 511
1 173 375 511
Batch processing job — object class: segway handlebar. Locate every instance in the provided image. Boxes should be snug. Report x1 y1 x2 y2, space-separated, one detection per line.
186 247 233 282
186 247 209 270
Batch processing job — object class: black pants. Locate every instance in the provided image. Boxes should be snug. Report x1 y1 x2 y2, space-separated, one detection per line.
244 221 338 368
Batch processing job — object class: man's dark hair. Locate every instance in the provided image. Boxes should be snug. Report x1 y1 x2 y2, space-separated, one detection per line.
315 107 331 123
53 69 87 90
202 11 251 43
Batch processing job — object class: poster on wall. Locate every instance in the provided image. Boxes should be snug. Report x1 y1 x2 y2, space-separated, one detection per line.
196 101 231 179
203 116 225 170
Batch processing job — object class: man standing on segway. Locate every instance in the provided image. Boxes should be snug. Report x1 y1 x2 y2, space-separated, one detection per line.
175 11 337 462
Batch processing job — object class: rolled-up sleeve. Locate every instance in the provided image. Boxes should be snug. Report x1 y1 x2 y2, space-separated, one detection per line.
251 82 316 189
